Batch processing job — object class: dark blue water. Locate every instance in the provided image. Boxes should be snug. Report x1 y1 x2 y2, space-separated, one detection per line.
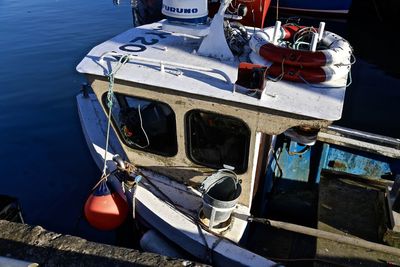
0 0 399 246
0 0 133 244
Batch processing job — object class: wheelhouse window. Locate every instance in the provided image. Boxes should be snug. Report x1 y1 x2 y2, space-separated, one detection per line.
186 110 250 173
103 93 178 157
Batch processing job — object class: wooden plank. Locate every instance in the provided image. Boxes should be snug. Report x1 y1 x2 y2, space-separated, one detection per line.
318 127 400 159
316 171 400 266
321 169 393 189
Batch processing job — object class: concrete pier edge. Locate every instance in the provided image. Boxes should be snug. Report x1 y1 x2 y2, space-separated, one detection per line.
0 220 208 267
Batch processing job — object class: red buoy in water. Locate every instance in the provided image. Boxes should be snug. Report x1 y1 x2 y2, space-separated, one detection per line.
84 180 128 231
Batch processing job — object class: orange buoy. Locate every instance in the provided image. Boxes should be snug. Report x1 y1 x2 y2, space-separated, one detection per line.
84 180 128 231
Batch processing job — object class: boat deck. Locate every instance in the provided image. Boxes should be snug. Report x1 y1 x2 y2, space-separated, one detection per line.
76 21 347 121
316 170 400 266
244 170 400 266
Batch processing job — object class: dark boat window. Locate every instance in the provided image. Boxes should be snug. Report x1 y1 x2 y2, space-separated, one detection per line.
103 93 178 157
186 110 250 173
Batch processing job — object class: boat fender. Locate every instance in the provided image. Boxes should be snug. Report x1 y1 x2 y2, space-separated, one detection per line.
140 230 186 258
84 180 128 231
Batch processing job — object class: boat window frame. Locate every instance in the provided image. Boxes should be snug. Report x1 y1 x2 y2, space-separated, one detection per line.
185 109 251 174
102 92 178 157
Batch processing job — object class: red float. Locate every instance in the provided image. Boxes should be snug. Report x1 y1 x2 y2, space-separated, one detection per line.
84 180 128 231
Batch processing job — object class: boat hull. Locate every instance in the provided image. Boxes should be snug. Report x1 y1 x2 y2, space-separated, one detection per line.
76 92 276 267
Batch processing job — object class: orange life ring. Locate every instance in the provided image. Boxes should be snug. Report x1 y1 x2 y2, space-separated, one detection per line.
249 49 351 84
249 24 352 67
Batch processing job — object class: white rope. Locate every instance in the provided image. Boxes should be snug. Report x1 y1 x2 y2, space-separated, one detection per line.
125 104 150 149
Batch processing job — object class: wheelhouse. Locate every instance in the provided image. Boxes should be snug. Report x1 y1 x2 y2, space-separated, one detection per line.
88 75 332 207
77 21 347 207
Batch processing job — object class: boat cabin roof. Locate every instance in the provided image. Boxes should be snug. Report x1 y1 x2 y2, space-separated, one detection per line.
76 21 347 121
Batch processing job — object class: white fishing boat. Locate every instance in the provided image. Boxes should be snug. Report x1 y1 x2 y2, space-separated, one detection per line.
75 0 400 265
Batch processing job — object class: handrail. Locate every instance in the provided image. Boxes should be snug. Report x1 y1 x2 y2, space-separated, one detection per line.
99 51 232 84
324 125 400 149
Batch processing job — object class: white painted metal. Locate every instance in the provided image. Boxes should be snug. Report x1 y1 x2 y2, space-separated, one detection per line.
197 0 234 61
77 21 347 120
99 51 232 84
76 93 125 172
76 93 276 267
161 20 210 37
249 132 262 206
272 20 281 45
0 256 38 267
318 22 326 41
310 32 318 52
162 0 208 19
135 182 273 266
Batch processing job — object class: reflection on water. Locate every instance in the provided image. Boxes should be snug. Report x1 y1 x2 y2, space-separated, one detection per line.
0 0 398 247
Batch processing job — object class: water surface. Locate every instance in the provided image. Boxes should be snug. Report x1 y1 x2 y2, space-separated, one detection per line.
0 0 133 243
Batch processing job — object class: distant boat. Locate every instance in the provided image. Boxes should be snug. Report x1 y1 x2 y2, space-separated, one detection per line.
128 0 271 28
271 0 353 15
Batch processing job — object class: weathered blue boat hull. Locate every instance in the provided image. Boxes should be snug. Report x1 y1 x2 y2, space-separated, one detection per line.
273 140 399 183
257 125 400 216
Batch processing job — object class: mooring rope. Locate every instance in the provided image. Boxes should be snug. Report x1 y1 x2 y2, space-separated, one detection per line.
101 55 130 179
127 164 235 265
